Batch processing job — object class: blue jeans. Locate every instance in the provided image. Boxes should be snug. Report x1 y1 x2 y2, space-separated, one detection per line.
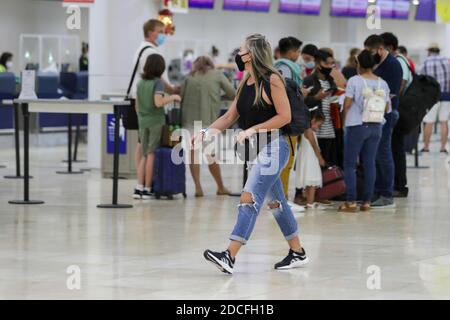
344 124 382 202
374 110 399 199
230 136 299 245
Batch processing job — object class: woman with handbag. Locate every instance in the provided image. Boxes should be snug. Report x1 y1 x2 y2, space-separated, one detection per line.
181 56 236 197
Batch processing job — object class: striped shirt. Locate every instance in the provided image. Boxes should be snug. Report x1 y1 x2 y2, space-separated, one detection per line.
419 54 450 93
316 80 335 139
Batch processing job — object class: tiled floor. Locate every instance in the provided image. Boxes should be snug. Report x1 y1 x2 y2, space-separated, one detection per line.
0 141 449 300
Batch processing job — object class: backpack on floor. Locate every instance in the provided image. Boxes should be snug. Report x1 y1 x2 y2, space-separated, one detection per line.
361 77 388 123
397 56 441 134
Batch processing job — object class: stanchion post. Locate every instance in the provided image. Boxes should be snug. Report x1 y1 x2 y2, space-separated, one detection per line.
97 104 132 209
9 103 44 205
4 102 33 179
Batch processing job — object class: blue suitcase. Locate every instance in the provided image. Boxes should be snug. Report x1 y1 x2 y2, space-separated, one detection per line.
153 147 187 200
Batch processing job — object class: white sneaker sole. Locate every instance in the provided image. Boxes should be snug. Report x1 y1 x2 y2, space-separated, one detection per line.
275 257 310 270
288 201 306 213
204 251 234 275
132 195 141 199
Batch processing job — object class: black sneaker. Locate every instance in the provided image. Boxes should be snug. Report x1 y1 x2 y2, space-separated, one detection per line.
393 190 408 198
274 248 309 270
141 189 153 200
440 149 448 154
133 188 142 199
203 249 235 274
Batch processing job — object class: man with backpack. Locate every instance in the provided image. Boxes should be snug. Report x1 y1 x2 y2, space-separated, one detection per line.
275 37 304 198
420 43 450 154
381 32 412 198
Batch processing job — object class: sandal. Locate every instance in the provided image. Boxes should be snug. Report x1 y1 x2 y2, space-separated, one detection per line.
338 202 358 213
360 203 371 212
216 187 231 196
195 190 204 197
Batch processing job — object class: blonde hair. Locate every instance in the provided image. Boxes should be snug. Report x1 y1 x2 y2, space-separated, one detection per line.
191 56 214 75
345 48 360 68
236 34 285 106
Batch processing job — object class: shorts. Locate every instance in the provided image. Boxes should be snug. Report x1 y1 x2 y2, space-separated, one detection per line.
423 101 450 123
139 124 163 155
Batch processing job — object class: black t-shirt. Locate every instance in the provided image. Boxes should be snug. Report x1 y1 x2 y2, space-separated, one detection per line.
237 80 277 130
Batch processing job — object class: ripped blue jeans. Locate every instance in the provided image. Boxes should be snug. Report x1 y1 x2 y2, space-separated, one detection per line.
230 135 299 245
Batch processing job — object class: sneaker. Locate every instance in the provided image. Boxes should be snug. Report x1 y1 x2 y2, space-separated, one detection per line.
132 188 142 199
141 189 153 200
440 149 448 154
393 190 408 198
420 148 430 153
305 203 326 210
203 249 235 275
274 248 309 270
371 196 396 209
288 201 306 213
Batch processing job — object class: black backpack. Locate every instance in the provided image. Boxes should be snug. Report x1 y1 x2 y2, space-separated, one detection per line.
397 57 441 135
261 77 309 136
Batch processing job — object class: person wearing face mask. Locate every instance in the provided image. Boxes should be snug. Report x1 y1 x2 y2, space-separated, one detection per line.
363 34 402 209
274 37 304 201
130 19 178 200
0 52 13 73
302 50 338 168
195 34 309 274
301 44 318 77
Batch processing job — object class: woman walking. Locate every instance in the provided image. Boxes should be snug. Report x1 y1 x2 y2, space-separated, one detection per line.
181 56 236 197
192 34 309 274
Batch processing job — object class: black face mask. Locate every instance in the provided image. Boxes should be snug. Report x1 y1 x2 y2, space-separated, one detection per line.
235 53 248 72
372 52 382 64
319 66 333 77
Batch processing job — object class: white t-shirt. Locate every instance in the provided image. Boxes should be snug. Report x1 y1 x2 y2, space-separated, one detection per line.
129 41 169 99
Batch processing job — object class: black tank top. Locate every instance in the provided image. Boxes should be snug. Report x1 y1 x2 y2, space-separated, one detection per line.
237 78 277 130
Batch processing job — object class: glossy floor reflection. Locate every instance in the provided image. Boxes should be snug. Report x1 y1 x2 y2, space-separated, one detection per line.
0 141 449 300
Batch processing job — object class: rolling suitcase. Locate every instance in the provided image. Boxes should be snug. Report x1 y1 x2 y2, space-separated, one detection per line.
316 166 346 200
153 147 187 200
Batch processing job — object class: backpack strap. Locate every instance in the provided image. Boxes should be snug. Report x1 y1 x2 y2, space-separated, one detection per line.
360 76 371 91
260 76 274 105
261 76 295 154
126 45 152 98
